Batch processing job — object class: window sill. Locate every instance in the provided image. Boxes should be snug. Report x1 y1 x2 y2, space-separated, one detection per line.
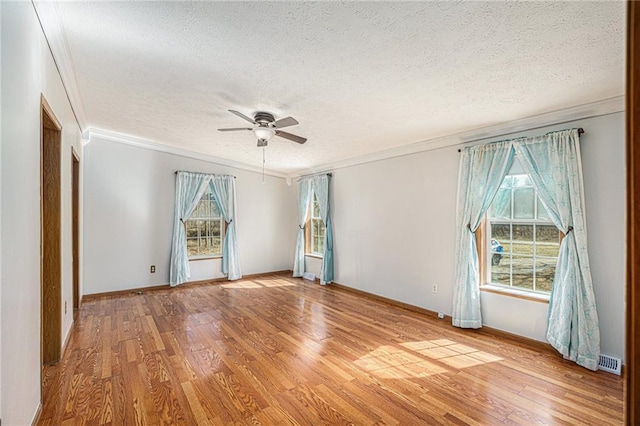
188 255 223 261
305 253 323 259
480 284 550 304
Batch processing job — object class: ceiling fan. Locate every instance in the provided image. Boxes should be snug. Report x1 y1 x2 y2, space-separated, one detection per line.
218 110 307 147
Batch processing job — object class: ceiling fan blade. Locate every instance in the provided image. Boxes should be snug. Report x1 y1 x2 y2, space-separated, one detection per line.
275 130 307 144
228 110 256 124
273 116 298 129
218 127 253 132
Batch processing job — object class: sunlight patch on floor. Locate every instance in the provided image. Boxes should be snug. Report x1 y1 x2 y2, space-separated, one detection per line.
221 281 264 289
355 345 448 378
401 339 503 369
255 278 296 288
221 279 296 289
355 339 503 379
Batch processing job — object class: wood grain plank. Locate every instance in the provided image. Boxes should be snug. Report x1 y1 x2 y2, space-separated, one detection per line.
38 272 623 425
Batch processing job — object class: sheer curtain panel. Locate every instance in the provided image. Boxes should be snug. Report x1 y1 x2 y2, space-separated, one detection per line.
210 175 242 280
293 178 312 277
169 172 211 286
312 175 334 284
515 129 600 370
453 142 514 328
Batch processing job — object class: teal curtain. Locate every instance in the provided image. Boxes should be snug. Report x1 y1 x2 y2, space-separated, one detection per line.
210 175 242 281
170 172 211 286
515 129 600 370
312 175 334 284
453 141 514 328
293 178 312 277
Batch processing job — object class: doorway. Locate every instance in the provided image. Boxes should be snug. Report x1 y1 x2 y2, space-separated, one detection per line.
72 149 80 310
41 96 62 365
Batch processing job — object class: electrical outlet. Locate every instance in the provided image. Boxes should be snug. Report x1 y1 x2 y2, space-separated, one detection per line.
150 265 156 273
432 284 438 293
65 301 67 314
438 312 445 319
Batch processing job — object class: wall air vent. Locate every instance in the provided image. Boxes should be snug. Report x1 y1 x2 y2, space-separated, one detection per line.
598 354 621 375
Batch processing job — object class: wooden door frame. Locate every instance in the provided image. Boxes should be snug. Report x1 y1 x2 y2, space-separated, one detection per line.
71 147 80 310
627 1 639 424
41 95 62 365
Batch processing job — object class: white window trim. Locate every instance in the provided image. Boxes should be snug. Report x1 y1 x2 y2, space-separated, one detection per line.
185 192 225 259
306 193 325 257
485 172 559 295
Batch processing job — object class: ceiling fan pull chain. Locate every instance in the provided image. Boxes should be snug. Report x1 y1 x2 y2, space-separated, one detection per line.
262 146 266 183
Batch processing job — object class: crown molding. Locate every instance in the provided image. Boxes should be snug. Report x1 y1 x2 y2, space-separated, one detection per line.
88 128 289 179
33 0 89 131
288 95 625 179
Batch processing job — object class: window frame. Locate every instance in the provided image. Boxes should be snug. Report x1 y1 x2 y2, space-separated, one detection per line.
479 172 563 303
304 192 325 258
185 191 226 260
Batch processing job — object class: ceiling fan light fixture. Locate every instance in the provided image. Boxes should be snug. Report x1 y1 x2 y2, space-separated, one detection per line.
253 127 275 141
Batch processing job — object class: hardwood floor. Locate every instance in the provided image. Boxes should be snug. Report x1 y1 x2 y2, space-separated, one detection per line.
38 273 623 425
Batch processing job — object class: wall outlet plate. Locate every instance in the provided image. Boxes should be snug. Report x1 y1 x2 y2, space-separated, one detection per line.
150 265 156 273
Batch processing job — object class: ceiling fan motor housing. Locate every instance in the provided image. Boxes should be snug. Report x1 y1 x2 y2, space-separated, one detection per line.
254 111 275 125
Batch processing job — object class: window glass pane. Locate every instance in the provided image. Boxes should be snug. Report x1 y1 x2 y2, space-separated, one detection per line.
186 221 198 238
490 223 510 242
537 243 560 259
535 259 556 293
211 200 221 217
491 272 511 286
202 200 210 218
211 220 221 236
313 199 320 218
187 238 198 256
212 237 221 254
491 250 510 273
489 188 511 220
512 174 531 187
512 242 533 256
512 256 534 290
537 198 550 220
513 187 535 219
196 220 206 237
512 224 533 242
500 175 512 189
199 237 210 255
536 224 559 244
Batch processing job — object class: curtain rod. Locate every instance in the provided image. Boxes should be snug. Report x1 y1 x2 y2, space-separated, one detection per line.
457 127 584 153
297 172 332 182
174 171 236 178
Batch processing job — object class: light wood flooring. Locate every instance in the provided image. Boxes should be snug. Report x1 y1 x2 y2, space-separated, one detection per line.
38 272 624 425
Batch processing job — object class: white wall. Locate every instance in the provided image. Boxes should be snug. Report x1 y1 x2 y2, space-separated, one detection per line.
330 112 625 361
82 137 297 294
1 2 83 424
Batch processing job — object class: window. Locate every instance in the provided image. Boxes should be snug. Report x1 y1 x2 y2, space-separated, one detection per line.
185 191 224 258
306 193 325 256
485 166 561 294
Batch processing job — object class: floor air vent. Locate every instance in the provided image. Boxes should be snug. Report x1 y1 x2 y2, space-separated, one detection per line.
598 354 621 375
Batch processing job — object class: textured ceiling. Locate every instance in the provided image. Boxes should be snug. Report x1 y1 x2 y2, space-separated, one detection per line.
55 1 626 174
